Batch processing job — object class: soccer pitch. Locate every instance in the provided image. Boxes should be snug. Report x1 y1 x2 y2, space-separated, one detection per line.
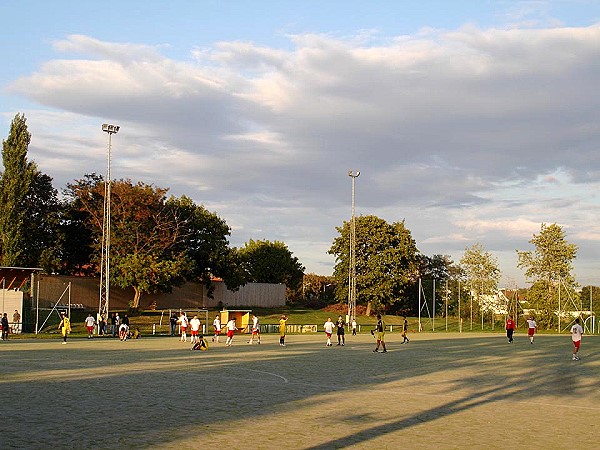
1 332 598 449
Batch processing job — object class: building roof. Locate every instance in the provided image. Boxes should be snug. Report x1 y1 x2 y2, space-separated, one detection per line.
0 267 42 290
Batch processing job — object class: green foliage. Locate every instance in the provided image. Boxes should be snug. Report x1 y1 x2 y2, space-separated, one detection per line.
21 171 61 271
517 223 578 328
238 239 305 293
69 177 194 308
167 195 243 293
517 223 577 284
329 215 420 312
296 273 337 307
460 243 500 297
0 113 37 265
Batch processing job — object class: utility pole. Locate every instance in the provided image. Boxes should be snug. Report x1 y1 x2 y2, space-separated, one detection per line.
348 170 360 323
99 123 119 327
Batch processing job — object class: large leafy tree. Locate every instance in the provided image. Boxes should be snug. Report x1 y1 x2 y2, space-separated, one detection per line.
68 177 194 308
0 114 37 265
460 243 501 319
167 195 245 293
517 223 578 328
21 171 61 271
329 215 420 312
239 239 305 292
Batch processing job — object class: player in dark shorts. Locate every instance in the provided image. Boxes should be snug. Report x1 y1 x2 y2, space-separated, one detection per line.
336 315 346 346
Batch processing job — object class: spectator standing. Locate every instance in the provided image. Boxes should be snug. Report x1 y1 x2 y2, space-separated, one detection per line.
1 313 9 340
170 312 178 336
351 318 357 336
12 310 20 334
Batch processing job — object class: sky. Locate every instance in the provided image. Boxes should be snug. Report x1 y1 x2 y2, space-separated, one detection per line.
2 0 600 288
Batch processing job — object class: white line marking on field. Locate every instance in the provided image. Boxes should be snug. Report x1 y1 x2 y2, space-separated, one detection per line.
242 368 289 383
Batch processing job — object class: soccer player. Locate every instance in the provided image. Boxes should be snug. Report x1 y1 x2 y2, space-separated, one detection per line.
526 316 537 344
225 317 237 347
84 313 95 339
373 314 387 353
571 318 584 360
190 315 201 344
178 312 189 342
324 317 334 347
119 323 129 341
336 315 345 346
351 318 357 336
505 315 516 343
279 315 288 346
212 314 221 343
58 311 71 344
248 314 261 344
401 316 410 344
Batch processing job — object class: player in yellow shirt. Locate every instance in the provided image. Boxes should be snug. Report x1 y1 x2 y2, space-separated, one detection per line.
279 315 288 346
58 311 71 344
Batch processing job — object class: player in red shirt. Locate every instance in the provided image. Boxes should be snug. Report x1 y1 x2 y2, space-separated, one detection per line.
505 315 516 343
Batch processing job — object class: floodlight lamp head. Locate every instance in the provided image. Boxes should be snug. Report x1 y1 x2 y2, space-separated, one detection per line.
102 123 120 134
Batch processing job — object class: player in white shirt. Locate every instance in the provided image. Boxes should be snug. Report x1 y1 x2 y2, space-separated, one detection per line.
212 315 221 343
178 312 189 342
225 318 238 347
84 313 96 339
526 317 537 344
323 318 335 347
248 314 261 344
189 315 201 344
570 318 584 360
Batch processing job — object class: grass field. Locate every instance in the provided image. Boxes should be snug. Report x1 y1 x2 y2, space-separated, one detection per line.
1 331 598 449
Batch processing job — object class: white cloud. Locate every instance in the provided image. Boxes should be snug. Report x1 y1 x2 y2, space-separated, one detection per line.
6 23 600 285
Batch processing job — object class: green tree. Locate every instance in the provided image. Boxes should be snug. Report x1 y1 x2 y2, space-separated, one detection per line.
329 215 420 313
21 171 61 272
460 243 501 321
69 177 194 308
60 174 101 275
0 114 36 265
167 195 244 293
299 273 336 306
407 254 459 317
239 239 305 294
517 223 578 328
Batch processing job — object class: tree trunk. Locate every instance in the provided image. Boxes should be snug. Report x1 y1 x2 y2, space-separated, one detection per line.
366 301 372 316
131 287 142 309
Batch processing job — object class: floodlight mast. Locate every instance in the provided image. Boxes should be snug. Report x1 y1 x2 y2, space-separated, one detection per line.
99 123 119 329
348 170 360 323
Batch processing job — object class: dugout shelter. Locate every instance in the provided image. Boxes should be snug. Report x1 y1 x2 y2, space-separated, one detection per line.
220 309 251 333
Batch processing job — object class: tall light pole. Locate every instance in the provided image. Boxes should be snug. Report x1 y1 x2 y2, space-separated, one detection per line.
99 123 119 327
348 170 360 323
